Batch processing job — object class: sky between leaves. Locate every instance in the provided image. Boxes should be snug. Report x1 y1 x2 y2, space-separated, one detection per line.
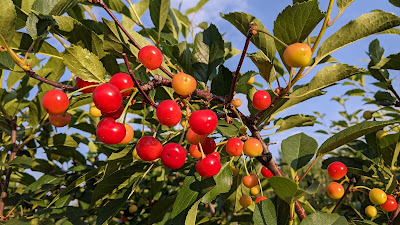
2 0 400 171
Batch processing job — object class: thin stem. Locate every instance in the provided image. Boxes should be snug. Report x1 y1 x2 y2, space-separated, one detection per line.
227 24 255 104
196 135 206 159
182 99 196 112
52 33 68 49
67 85 99 97
242 152 250 176
122 53 157 108
388 83 400 103
289 202 295 225
91 0 174 78
298 156 322 183
82 5 98 22
256 30 288 48
327 10 344 27
311 0 335 53
23 42 35 61
117 89 138 123
332 177 356 213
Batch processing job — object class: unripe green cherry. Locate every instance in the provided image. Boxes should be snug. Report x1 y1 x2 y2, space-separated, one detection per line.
363 111 373 120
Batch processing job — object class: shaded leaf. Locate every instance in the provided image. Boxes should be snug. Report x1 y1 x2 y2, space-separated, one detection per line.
275 114 316 133
253 199 277 225
300 212 347 225
281 133 318 170
0 0 16 45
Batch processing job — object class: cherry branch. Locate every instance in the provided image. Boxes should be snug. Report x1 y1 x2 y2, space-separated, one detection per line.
26 70 77 92
227 24 255 104
0 117 17 219
122 53 158 108
332 177 357 214
388 82 400 107
89 0 174 79
388 196 400 225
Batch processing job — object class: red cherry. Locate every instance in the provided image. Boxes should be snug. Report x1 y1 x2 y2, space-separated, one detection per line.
226 138 243 156
96 118 126 145
195 154 221 178
189 110 218 135
42 89 69 115
261 167 274 178
255 196 268 204
138 46 163 70
327 162 347 180
161 143 187 169
201 137 216 155
76 77 98 93
381 195 398 212
136 136 163 161
110 72 134 97
210 152 220 160
156 100 182 126
92 83 123 113
252 90 271 111
186 128 206 145
102 104 124 119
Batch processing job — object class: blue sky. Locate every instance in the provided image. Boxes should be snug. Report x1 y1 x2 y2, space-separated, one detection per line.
3 0 400 166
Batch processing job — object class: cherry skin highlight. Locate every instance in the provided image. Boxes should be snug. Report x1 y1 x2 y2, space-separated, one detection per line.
195 154 221 178
161 143 187 169
92 83 122 113
96 118 126 145
136 136 163 161
156 100 182 127
42 89 69 115
252 90 271 111
189 109 218 135
327 161 347 180
138 46 163 70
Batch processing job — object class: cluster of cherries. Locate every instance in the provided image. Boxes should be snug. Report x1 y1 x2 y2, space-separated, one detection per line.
326 162 398 217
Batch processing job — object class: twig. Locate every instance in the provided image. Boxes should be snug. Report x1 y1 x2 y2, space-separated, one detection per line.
332 177 357 213
388 83 400 103
0 117 17 218
227 24 255 104
90 0 174 79
122 53 157 108
26 70 77 92
388 196 400 225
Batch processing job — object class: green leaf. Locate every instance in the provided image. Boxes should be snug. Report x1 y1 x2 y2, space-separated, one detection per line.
253 199 277 225
367 39 389 83
49 167 103 206
0 52 15 70
185 201 200 225
148 195 176 224
96 186 132 225
211 66 233 97
300 212 347 225
275 114 316 133
48 134 79 148
216 119 241 138
273 0 324 59
149 0 170 38
63 45 106 83
316 11 400 63
390 0 400 7
268 177 303 204
10 32 61 59
0 0 16 45
52 16 105 58
380 135 400 168
121 0 149 30
221 12 276 62
336 0 355 11
170 176 198 221
374 91 396 106
372 52 400 70
171 41 193 74
257 85 325 127
317 120 400 155
25 174 64 193
9 155 33 168
185 0 210 15
31 0 79 16
201 163 233 203
281 133 318 171
307 64 364 94
192 24 224 82
248 52 273 83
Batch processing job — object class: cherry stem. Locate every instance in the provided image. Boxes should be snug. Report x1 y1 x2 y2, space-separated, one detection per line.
256 29 288 48
67 84 99 97
182 99 196 112
196 134 206 159
241 152 250 176
0 116 17 217
178 117 188 145
117 89 138 124
91 0 173 78
122 53 158 108
152 123 161 138
298 155 322 183
227 23 255 104
332 177 357 214
388 83 400 104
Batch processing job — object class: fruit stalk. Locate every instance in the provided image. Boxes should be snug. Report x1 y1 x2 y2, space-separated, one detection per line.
332 177 357 213
0 117 17 217
90 0 174 78
388 196 400 225
227 23 255 104
122 53 158 108
388 83 400 105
